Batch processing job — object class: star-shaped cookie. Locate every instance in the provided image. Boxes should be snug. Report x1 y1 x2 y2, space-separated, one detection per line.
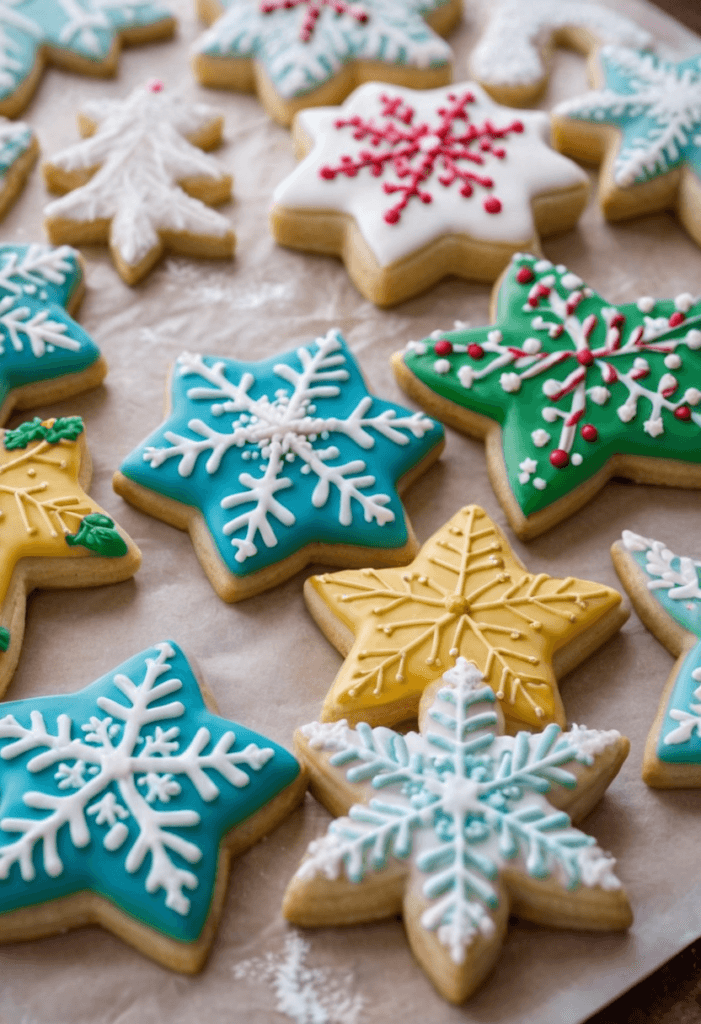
284 659 631 1003
270 82 589 306
0 641 305 970
0 415 140 697
0 119 38 220
551 48 701 240
192 0 461 126
393 253 701 539
306 505 627 730
114 330 444 601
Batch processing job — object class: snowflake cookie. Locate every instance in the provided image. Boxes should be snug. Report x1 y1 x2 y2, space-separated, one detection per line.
44 81 235 286
114 329 444 602
0 118 37 220
270 82 589 306
305 504 628 731
192 0 462 127
0 414 140 697
393 253 701 540
0 640 306 970
612 532 701 788
551 48 701 245
470 0 652 107
284 658 631 1003
0 0 174 117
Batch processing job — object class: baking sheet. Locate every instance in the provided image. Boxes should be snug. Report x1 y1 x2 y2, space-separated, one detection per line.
0 1 700 1021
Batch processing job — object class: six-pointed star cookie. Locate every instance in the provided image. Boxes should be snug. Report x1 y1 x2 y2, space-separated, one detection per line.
551 47 701 242
114 329 444 602
0 641 305 970
270 82 589 306
0 0 175 117
392 254 701 539
470 0 651 107
0 415 140 696
612 531 701 789
0 243 105 424
305 505 627 730
192 0 461 126
284 659 631 1003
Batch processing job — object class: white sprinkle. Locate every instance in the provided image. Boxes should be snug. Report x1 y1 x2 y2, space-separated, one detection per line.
534 259 553 272
561 272 583 290
684 387 701 405
434 359 451 374
571 453 583 466
522 337 541 355
636 296 655 313
675 292 694 312
531 429 551 447
533 478 547 490
664 353 682 369
687 329 701 350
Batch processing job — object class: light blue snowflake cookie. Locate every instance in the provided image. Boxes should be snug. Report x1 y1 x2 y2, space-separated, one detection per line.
613 532 701 788
0 117 37 219
114 329 444 602
0 641 305 970
284 658 631 1003
0 0 175 117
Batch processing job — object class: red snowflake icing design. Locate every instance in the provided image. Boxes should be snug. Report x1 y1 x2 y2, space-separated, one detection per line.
318 91 524 225
260 0 368 43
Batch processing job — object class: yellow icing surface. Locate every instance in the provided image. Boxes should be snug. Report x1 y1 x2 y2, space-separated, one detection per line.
312 505 622 729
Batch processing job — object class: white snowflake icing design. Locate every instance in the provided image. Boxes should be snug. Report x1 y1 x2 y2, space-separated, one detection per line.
294 658 623 966
554 47 701 187
622 531 701 602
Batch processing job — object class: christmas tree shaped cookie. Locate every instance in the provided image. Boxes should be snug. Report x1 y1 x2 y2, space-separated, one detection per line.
612 532 701 788
284 659 631 1003
192 0 461 127
114 329 444 602
0 415 140 697
393 253 701 539
0 0 175 117
0 641 306 970
305 505 628 731
44 81 235 285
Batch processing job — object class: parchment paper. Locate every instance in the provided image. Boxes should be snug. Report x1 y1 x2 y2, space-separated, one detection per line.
0 1 699 1021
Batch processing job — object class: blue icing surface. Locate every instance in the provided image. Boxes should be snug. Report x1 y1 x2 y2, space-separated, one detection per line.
657 642 701 764
0 641 301 943
120 330 443 578
0 124 32 175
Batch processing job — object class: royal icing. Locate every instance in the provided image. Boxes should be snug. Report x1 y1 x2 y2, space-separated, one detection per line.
309 504 624 730
621 531 701 763
398 254 701 520
194 0 454 101
470 1 652 92
554 47 701 188
117 329 442 586
291 659 625 985
0 641 300 948
0 116 33 192
272 82 588 269
44 82 234 276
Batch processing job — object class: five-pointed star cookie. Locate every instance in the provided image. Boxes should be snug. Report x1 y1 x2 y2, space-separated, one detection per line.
551 48 701 241
612 531 701 788
284 659 631 1003
0 0 175 117
470 0 651 106
0 641 305 970
306 505 627 731
192 0 461 126
270 82 589 306
0 415 140 697
393 253 701 539
114 330 444 602
0 243 105 423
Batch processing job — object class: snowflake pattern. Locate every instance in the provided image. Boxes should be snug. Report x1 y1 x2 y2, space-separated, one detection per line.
0 0 174 116
116 329 442 599
395 254 701 534
0 642 302 961
284 658 630 1002
0 117 35 215
308 505 625 731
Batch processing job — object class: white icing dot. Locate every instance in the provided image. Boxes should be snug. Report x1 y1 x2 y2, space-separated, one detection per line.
406 340 427 355
687 329 701 349
534 259 553 272
458 365 474 388
644 417 664 437
533 478 547 490
542 379 561 397
531 429 551 447
519 457 537 473
633 357 649 371
664 353 682 369
540 274 556 287
561 272 583 290
684 387 701 405
500 372 521 393
590 386 610 406
636 296 655 313
430 329 445 340
434 358 451 374
571 453 583 466
617 404 636 423
487 329 502 344
522 337 541 355
675 293 694 312
659 373 678 392
518 472 530 485
542 407 559 423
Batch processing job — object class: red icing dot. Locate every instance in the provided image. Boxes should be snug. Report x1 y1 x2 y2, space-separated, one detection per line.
550 449 570 469
516 266 534 284
147 79 164 92
576 349 595 367
674 405 692 421
669 311 685 327
467 343 485 359
581 424 598 442
484 196 502 214
434 339 453 356
384 209 400 224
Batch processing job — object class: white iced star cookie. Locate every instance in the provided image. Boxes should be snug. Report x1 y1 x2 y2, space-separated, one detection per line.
270 82 589 306
469 0 652 106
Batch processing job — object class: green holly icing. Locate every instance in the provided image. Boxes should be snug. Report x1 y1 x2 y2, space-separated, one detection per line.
399 254 701 517
0 627 9 652
65 513 128 558
4 415 84 450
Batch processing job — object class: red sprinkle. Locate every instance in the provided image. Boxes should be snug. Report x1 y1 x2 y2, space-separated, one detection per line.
484 196 502 214
434 339 453 356
581 424 598 442
516 266 534 284
674 405 692 421
550 449 570 469
147 79 164 92
576 349 595 367
669 311 685 327
467 343 485 359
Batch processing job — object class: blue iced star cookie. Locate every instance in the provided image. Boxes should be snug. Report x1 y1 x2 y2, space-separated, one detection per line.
0 641 305 970
114 329 444 601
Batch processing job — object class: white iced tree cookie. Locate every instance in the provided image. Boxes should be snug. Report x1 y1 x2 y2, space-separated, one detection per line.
284 658 631 1003
43 80 235 285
